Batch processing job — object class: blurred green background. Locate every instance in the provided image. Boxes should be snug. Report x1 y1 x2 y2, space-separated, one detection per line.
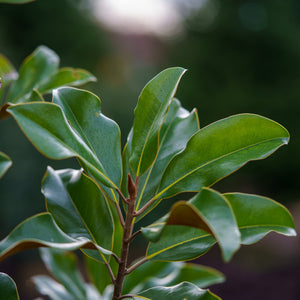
0 0 299 299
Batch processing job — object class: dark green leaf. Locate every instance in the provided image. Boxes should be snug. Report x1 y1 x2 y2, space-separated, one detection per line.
39 248 86 300
129 67 186 176
144 188 240 262
146 226 216 262
134 99 199 218
0 151 12 178
157 114 289 199
8 46 59 104
135 282 220 300
0 213 112 262
7 102 116 188
0 273 19 300
38 68 96 94
52 87 122 193
42 167 114 261
224 193 296 244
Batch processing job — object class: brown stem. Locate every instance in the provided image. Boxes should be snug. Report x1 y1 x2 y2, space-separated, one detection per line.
126 257 148 274
112 174 139 300
134 196 157 216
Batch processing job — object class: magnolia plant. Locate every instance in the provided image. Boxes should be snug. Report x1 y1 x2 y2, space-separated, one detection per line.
0 46 296 300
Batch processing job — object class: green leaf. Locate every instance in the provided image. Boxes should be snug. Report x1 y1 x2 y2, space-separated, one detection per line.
134 99 199 218
85 256 112 295
7 102 116 188
0 213 112 262
33 275 75 300
39 248 86 300
0 273 19 300
146 226 216 262
224 193 296 244
38 68 96 94
129 67 186 176
123 261 224 294
135 282 220 300
8 46 59 104
42 167 114 261
143 188 240 261
156 114 289 199
0 151 12 179
0 0 35 3
52 87 122 193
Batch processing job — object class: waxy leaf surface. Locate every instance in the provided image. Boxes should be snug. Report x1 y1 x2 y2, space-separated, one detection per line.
42 167 114 261
129 67 186 175
135 282 220 300
52 87 122 192
143 188 240 261
40 248 86 300
0 151 12 178
124 261 224 294
146 226 216 262
157 114 289 199
7 102 116 188
134 99 199 217
0 213 112 262
0 273 19 300
224 193 296 244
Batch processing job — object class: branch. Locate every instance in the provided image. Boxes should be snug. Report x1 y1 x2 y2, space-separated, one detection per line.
126 257 149 274
134 197 158 216
114 200 125 228
105 262 116 284
126 229 141 243
117 188 129 205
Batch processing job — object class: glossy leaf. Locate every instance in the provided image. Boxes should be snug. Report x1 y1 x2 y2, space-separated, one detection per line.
7 102 117 188
33 275 77 300
39 248 86 300
52 87 122 192
144 188 240 262
0 273 19 300
135 282 220 300
134 99 199 217
129 67 186 176
123 261 224 294
0 151 12 178
0 213 112 262
42 167 114 261
0 53 17 93
7 46 95 104
8 46 59 104
146 226 216 262
156 114 289 199
38 68 96 94
224 193 296 244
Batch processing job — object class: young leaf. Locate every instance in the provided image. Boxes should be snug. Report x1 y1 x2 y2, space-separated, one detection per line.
39 248 86 300
7 102 117 188
129 67 186 176
156 114 289 199
8 46 59 104
0 273 19 300
224 193 296 244
134 99 199 217
0 151 12 178
0 213 112 262
52 87 122 191
135 282 220 300
42 167 114 261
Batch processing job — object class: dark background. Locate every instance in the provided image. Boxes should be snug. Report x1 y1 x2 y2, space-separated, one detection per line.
0 0 299 299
